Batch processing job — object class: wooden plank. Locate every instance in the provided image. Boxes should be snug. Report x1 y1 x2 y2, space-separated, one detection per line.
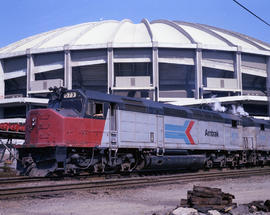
190 196 231 205
193 185 222 195
188 190 225 199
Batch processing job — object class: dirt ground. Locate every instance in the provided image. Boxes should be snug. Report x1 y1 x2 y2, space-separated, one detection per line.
1 174 270 215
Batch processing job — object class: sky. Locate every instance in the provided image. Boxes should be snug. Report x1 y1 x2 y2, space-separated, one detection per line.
0 0 270 48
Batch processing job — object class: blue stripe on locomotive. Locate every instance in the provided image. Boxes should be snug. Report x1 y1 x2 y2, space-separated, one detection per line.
165 120 191 144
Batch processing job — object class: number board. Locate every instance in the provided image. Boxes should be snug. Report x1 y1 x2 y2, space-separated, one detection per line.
63 92 77 98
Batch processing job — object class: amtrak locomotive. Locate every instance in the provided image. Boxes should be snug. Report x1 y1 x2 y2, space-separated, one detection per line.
17 88 270 176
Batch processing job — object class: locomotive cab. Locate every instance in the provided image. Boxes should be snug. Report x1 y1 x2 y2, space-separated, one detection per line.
50 90 110 119
48 89 85 116
17 88 112 176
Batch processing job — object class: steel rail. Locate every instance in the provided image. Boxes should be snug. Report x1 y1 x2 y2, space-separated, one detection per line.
0 174 101 185
0 176 49 184
0 167 270 199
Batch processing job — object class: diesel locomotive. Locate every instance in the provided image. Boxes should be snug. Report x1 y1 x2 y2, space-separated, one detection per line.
17 88 270 176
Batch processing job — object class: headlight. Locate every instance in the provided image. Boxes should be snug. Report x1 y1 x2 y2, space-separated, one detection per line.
31 117 36 127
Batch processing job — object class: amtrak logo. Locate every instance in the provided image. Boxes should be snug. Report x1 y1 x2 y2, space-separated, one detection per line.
205 129 219 137
165 120 195 144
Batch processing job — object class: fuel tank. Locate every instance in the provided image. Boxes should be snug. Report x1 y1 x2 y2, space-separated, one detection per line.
25 109 106 147
145 154 206 170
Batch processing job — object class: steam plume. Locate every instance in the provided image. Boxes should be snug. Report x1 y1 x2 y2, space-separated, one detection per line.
210 96 226 112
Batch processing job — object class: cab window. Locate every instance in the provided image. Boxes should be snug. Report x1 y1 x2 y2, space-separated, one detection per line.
86 100 104 118
232 120 237 128
93 103 104 117
60 91 84 113
61 98 83 113
86 100 92 116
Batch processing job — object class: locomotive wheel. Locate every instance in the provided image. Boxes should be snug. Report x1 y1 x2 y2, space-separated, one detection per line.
219 159 226 168
230 160 236 168
205 159 213 169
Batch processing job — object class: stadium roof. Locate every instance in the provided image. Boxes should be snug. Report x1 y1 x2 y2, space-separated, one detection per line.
1 19 270 58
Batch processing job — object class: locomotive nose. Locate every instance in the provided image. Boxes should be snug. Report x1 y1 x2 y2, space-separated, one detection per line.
25 109 63 147
25 108 106 147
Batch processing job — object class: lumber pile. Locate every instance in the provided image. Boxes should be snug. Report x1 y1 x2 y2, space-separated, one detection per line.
180 186 236 213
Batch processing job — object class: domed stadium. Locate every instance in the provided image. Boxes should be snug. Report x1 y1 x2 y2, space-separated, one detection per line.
0 19 270 122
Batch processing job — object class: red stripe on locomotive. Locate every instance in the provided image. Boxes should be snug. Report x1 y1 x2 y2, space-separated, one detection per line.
185 120 195 145
25 109 105 147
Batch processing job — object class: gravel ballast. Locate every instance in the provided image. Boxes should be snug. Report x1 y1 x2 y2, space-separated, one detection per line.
1 174 270 215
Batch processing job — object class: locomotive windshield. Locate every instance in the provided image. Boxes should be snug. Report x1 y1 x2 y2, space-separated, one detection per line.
61 98 83 113
60 91 84 113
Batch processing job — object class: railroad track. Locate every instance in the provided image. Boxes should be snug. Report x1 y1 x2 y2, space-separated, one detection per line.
0 173 106 185
0 176 49 184
0 174 91 185
0 174 104 186
1 167 270 199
